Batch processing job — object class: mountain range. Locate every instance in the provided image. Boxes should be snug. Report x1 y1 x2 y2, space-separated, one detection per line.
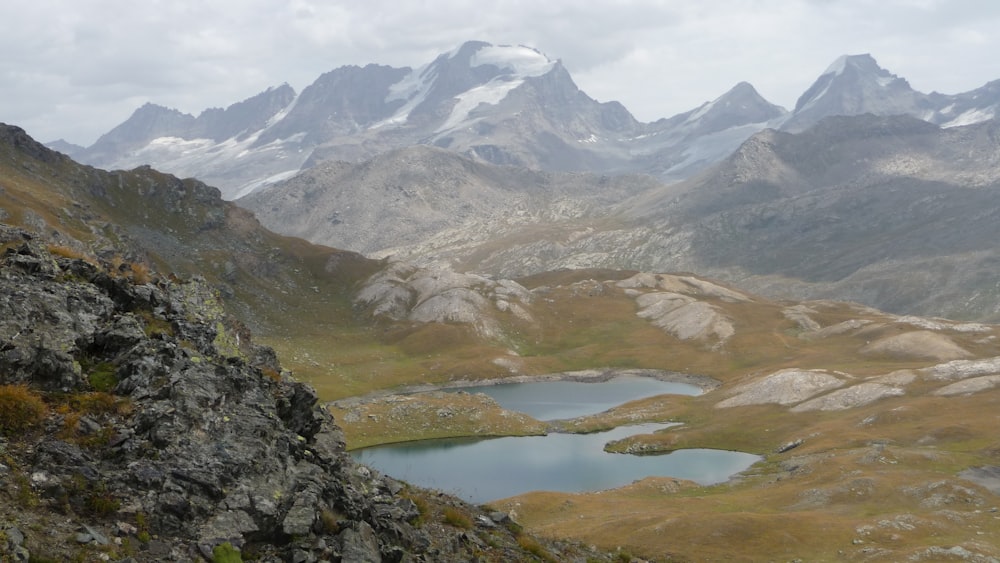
55 42 1000 200
240 113 1000 321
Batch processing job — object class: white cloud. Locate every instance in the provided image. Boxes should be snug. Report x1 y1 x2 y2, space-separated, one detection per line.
1 0 999 145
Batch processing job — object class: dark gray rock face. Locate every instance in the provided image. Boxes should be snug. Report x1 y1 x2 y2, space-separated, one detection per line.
618 115 1000 320
0 233 610 562
254 66 409 147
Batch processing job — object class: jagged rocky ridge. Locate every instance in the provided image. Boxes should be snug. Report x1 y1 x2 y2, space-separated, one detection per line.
0 231 611 562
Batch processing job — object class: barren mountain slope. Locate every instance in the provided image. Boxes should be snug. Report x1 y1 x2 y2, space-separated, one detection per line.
239 144 661 256
332 116 1000 321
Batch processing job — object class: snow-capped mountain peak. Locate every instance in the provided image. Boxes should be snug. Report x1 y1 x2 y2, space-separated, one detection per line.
468 44 556 76
377 42 557 131
783 53 924 131
823 54 851 76
821 53 883 77
677 81 786 134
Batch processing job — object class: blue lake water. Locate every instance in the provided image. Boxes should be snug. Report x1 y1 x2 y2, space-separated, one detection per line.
352 423 760 503
351 376 759 503
451 375 702 420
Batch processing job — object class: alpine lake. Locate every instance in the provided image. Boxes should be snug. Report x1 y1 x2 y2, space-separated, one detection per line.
351 374 760 504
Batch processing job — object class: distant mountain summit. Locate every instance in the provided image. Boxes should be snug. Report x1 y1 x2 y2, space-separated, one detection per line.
86 85 296 162
929 78 1000 127
65 45 1000 199
779 54 931 132
664 81 786 138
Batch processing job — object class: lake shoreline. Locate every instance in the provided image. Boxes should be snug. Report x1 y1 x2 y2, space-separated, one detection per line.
329 367 720 408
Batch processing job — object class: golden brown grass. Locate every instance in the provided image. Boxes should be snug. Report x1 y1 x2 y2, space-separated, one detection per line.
263 268 1000 559
515 534 558 562
331 391 546 449
0 384 48 435
487 386 1000 562
441 506 473 529
47 244 89 261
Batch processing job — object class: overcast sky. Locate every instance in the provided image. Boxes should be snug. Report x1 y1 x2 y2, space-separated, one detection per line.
3 0 999 146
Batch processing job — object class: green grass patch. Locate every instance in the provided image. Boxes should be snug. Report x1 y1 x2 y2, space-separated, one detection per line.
86 362 117 392
212 542 242 563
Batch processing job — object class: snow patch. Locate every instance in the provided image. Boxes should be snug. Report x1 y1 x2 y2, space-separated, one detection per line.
435 44 555 134
661 121 770 177
231 169 301 199
265 95 298 128
469 45 555 76
435 78 526 133
823 55 849 77
145 136 214 153
876 74 896 87
799 78 834 112
386 63 434 103
684 99 718 124
372 63 438 128
943 107 996 128
110 122 311 200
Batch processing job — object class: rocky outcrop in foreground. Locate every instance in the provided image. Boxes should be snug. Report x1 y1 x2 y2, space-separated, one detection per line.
0 226 609 562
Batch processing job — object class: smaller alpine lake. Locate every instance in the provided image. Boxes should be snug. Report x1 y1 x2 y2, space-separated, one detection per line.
351 374 761 503
451 374 702 420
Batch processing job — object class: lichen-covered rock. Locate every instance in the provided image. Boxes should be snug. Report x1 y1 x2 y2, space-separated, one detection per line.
716 369 845 408
790 383 905 412
631 290 735 344
355 261 534 338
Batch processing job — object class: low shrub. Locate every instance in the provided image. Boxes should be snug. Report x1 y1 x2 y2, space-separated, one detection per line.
62 391 126 415
137 309 174 337
212 542 243 563
47 244 87 260
86 490 121 515
130 261 152 285
12 472 38 507
260 367 282 382
319 507 341 534
87 362 117 392
442 506 473 529
400 489 430 526
0 384 48 436
517 535 558 562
